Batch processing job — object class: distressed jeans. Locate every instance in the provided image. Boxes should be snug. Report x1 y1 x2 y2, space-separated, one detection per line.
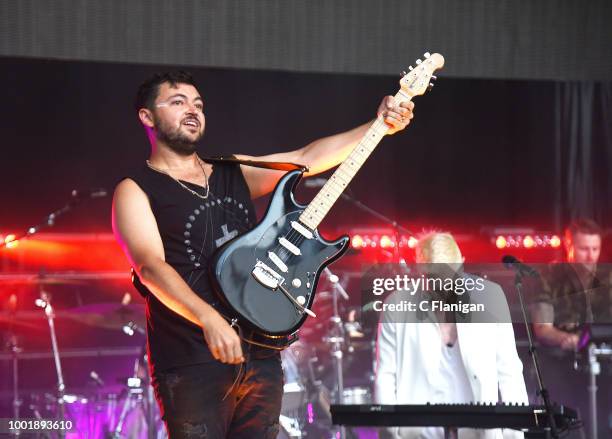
152 353 283 439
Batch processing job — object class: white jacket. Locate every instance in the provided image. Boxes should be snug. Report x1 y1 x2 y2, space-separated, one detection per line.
375 278 529 439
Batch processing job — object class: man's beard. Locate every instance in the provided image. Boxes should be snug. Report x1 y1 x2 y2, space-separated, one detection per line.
155 117 203 156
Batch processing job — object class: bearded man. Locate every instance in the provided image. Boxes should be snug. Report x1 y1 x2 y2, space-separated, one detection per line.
112 71 414 438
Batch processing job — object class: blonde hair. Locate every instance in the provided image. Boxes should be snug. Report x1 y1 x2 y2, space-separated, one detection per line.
415 232 463 264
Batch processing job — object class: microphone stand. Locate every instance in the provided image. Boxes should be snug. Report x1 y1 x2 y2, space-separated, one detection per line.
318 190 410 439
512 270 559 439
0 191 102 248
335 191 413 264
0 191 106 437
322 267 348 439
35 293 66 438
7 332 22 437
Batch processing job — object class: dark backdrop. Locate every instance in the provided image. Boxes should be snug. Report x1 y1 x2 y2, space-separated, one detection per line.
2 0 611 80
0 56 594 235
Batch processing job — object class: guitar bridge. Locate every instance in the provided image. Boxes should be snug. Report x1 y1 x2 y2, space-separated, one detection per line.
251 260 284 290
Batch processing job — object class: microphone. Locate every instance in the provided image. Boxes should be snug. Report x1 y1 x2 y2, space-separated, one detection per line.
502 255 539 277
303 178 328 188
71 188 108 199
89 370 105 387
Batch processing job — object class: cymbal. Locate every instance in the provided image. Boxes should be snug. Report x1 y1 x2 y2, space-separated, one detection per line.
0 274 85 286
65 303 145 330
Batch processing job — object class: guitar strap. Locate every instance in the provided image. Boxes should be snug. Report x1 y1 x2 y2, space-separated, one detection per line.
201 155 308 172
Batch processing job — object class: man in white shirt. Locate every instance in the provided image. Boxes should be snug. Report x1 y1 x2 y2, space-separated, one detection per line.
375 232 528 439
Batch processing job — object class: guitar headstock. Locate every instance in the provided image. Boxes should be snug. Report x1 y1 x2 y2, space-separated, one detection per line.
399 52 445 97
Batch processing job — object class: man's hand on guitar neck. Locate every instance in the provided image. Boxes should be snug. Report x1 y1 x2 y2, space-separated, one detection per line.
377 96 414 135
238 95 415 199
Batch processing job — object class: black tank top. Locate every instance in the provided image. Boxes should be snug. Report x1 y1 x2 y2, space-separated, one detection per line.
126 160 257 372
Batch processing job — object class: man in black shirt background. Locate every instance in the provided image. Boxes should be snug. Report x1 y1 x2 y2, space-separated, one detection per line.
532 219 610 349
112 71 414 438
531 219 611 438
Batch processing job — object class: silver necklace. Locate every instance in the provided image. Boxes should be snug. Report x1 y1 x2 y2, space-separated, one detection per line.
146 156 210 199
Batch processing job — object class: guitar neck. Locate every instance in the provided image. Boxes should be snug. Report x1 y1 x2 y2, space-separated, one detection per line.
299 90 412 230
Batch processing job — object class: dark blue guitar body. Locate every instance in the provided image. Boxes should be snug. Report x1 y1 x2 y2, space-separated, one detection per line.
210 170 349 348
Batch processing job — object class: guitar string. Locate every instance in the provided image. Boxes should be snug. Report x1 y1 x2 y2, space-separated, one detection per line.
270 159 362 264
275 118 384 261
257 105 407 309
267 118 386 264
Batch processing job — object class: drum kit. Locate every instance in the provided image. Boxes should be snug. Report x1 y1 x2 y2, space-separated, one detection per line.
0 273 165 439
1 268 376 439
277 268 376 439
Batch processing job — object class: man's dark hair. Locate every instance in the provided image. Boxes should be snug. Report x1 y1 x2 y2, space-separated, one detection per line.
565 218 602 240
134 71 197 112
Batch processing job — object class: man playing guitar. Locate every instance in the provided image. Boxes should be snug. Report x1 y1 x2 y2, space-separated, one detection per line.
112 70 413 438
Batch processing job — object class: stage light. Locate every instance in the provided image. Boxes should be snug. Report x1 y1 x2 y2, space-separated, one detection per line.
4 234 19 249
489 228 562 250
495 236 507 249
380 235 394 248
347 228 419 257
351 235 364 249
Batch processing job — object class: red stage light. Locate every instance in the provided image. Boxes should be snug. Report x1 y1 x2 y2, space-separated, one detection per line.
351 235 364 249
489 228 562 251
407 236 418 249
495 236 507 249
4 234 19 249
380 235 394 248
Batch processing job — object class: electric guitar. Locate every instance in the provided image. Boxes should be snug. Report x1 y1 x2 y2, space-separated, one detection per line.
210 52 445 349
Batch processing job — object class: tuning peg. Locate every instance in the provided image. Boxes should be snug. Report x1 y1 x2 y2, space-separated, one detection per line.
431 75 437 81
424 52 431 58
427 82 435 91
416 59 422 65
400 70 407 77
408 65 414 71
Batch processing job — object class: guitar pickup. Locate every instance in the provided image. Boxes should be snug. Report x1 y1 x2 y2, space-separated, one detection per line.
268 251 288 273
252 260 284 290
279 237 301 255
291 221 313 239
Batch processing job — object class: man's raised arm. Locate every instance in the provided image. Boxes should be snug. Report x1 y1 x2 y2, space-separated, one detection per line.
239 97 415 199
